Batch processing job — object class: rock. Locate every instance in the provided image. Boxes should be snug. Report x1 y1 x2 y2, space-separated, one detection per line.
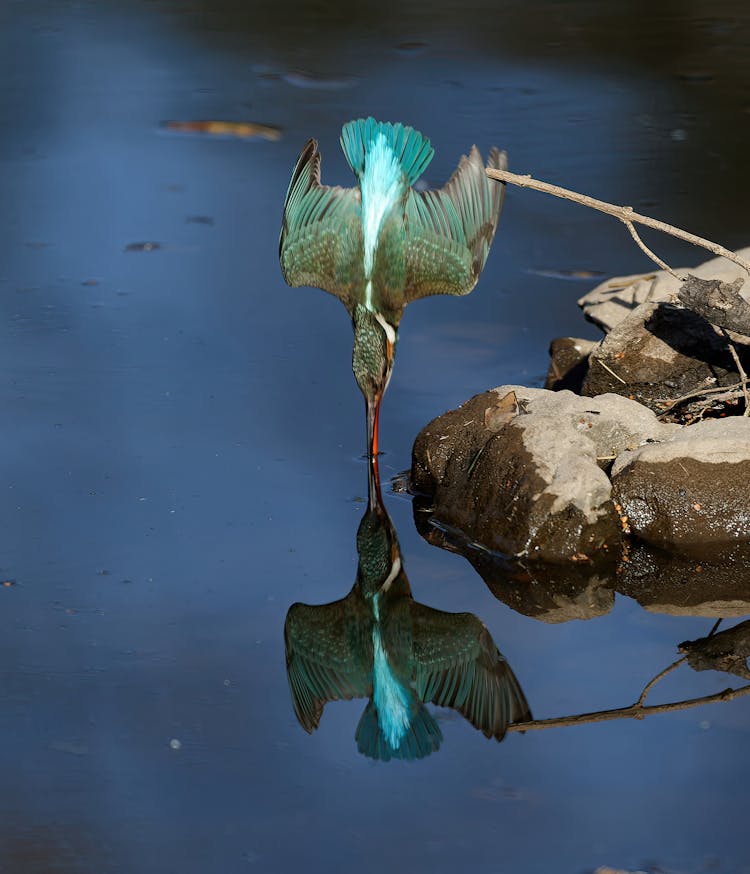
612 418 750 549
544 337 596 392
679 618 750 680
413 501 616 622
678 274 750 338
581 300 743 411
577 246 750 333
618 542 750 617
411 386 677 563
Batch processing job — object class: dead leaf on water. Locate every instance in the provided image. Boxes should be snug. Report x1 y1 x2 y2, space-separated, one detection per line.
282 71 358 90
528 267 605 281
161 120 282 141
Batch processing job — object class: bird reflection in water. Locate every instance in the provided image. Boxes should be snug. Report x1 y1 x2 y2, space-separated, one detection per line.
284 461 531 761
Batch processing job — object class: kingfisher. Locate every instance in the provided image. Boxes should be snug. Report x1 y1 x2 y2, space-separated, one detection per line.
284 460 531 761
279 117 507 459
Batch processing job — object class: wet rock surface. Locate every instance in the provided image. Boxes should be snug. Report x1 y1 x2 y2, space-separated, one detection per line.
414 502 750 623
544 337 596 392
411 385 677 563
611 418 750 549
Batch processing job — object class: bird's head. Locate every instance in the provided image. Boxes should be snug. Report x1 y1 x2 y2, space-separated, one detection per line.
351 305 397 404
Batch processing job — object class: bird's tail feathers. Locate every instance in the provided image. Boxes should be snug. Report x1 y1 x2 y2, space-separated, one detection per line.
355 700 442 762
340 117 434 186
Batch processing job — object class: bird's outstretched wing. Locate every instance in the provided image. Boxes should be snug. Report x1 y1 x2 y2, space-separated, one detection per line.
404 146 507 300
279 139 364 309
284 595 371 732
410 604 531 740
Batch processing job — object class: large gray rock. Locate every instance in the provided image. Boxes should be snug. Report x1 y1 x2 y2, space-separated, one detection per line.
577 246 750 333
581 300 742 410
612 418 750 549
411 386 677 563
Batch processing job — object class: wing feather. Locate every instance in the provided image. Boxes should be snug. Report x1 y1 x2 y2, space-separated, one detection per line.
279 139 364 308
410 605 531 740
404 146 507 300
284 596 371 732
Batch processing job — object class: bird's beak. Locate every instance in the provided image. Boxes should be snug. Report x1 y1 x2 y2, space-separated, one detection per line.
366 395 381 461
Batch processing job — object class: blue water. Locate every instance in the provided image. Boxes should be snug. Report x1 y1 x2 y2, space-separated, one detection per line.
1 1 749 872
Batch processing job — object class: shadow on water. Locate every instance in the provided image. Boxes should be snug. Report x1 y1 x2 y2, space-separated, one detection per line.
285 461 531 761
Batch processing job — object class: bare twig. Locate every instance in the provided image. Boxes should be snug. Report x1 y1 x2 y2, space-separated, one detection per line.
487 168 750 278
507 682 750 732
594 357 627 385
637 657 685 706
722 329 750 416
624 220 680 279
655 379 744 418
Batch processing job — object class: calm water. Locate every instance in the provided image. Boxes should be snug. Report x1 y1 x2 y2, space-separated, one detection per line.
2 1 750 872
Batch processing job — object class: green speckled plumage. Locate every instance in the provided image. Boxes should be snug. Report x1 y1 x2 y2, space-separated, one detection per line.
283 465 531 760
280 118 507 318
279 118 507 451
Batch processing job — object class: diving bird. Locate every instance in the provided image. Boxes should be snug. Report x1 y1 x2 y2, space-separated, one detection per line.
279 117 507 458
284 460 531 761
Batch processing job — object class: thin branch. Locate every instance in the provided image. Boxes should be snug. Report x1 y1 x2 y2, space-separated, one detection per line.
507 682 750 733
655 379 744 418
486 168 750 278
637 657 685 706
722 329 750 416
624 220 680 279
594 357 627 385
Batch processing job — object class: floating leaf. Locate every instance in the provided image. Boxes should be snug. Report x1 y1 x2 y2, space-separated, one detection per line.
161 120 282 141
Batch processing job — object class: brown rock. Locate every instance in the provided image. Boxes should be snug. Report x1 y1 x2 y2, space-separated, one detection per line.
581 300 742 411
411 386 676 563
545 337 596 392
612 418 750 549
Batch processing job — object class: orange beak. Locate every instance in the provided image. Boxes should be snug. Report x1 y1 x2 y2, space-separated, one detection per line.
366 395 382 461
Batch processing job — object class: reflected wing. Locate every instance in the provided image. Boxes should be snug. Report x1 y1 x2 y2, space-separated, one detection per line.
284 596 371 732
404 146 506 300
279 139 364 308
410 604 530 740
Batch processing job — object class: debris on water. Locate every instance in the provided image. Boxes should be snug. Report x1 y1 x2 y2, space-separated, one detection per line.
161 120 282 141
395 41 428 54
390 472 411 494
169 738 182 750
529 267 605 280
186 215 214 225
282 70 358 90
125 241 161 253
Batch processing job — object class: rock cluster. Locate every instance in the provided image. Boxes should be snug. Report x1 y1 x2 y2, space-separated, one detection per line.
410 249 750 580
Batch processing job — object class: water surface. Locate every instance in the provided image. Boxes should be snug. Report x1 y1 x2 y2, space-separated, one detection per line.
1 2 750 872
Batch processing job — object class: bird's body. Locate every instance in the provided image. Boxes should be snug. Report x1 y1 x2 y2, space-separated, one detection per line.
284 461 531 761
280 118 507 457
